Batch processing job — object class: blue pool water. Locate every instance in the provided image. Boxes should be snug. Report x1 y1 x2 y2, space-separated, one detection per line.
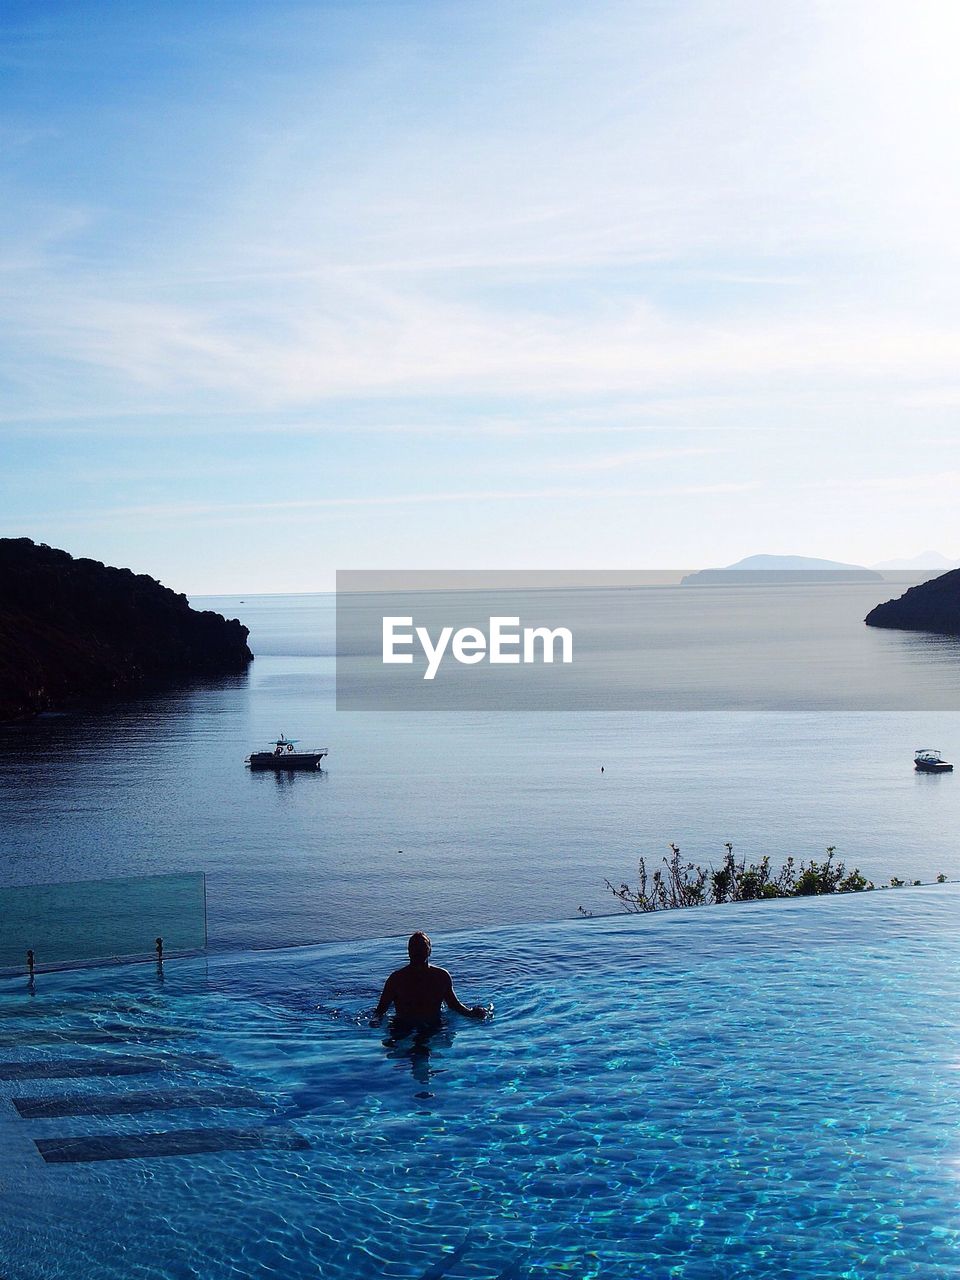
2 887 960 1278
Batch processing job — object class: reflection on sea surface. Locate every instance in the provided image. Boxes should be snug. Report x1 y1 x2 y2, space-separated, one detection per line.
1 590 960 952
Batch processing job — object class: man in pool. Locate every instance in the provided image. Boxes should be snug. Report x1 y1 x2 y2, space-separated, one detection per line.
372 931 487 1027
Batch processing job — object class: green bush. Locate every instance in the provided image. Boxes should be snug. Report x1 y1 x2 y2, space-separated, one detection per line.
596 844 910 914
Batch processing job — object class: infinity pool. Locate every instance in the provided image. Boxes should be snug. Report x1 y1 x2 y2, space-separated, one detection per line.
2 888 960 1278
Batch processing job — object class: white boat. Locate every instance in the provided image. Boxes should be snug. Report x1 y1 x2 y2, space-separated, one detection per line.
246 735 328 771
915 749 953 774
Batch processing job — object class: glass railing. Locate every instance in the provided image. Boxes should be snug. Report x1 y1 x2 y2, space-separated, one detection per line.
0 872 207 972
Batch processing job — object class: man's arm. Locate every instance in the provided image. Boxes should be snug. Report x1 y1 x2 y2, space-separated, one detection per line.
372 973 396 1020
441 970 486 1019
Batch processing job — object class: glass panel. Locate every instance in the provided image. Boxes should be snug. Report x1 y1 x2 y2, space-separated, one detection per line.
0 872 206 970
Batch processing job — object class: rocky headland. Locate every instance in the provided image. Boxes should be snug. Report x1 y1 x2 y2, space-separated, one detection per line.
0 538 253 720
865 569 960 636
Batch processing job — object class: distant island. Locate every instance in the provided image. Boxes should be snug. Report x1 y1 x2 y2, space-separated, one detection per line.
865 568 960 636
872 551 959 571
682 554 883 586
0 538 253 720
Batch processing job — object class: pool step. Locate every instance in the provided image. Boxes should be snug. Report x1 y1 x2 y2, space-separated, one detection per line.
0 1054 222 1080
0 1025 187 1047
13 1086 268 1119
0 1015 301 1168
35 1126 309 1163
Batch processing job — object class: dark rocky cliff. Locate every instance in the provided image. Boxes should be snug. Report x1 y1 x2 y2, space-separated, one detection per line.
0 539 253 720
864 569 960 636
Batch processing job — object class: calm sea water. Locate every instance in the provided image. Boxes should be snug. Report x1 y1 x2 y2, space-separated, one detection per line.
1 585 959 951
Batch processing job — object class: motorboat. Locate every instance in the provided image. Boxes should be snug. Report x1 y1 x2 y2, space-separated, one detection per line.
914 749 953 774
246 735 328 771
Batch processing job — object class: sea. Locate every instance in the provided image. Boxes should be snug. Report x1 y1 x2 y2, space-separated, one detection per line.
1 582 959 953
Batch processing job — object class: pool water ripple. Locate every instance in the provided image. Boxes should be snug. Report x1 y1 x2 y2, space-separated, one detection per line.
2 888 960 1277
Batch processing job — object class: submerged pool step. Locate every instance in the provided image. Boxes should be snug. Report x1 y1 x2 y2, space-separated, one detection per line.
35 1126 309 1163
0 1054 224 1080
13 1086 268 1119
0 1025 188 1048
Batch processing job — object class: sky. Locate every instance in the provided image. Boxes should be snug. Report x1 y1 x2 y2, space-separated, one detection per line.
2 0 959 592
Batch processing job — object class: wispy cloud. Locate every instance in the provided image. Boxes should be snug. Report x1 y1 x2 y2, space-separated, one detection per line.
548 447 721 472
3 0 960 582
6 482 757 527
812 470 960 498
898 388 960 409
0 394 761 435
8 275 960 414
3 1 960 415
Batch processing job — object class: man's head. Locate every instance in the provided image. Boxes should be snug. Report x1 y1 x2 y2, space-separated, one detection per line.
407 931 431 964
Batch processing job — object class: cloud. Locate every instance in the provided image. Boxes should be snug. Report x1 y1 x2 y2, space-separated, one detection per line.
6 481 757 527
4 0 960 583
8 270 960 417
548 447 721 472
898 388 960 409
812 470 960 499
3 0 960 419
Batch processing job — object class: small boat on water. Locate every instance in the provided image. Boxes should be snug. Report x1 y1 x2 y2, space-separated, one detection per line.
915 749 953 774
246 735 328 771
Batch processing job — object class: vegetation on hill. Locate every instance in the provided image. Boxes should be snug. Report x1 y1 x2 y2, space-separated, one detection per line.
0 538 252 720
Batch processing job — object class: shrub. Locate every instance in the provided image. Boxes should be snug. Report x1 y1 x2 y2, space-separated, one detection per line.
598 843 881 914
